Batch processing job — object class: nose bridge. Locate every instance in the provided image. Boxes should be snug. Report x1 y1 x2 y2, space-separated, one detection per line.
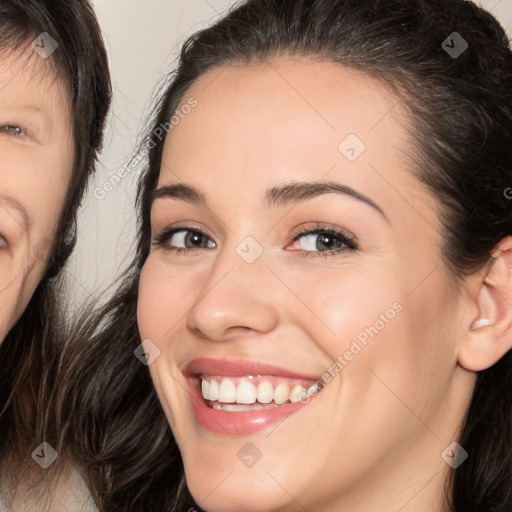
185 233 279 340
207 230 271 291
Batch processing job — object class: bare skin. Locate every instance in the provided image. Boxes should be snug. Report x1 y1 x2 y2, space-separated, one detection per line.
0 47 74 343
138 56 512 512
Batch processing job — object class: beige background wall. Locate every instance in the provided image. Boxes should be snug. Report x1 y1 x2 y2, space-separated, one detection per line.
64 0 512 307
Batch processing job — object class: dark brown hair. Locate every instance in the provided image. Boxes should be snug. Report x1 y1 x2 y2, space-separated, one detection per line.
52 0 512 510
0 0 111 504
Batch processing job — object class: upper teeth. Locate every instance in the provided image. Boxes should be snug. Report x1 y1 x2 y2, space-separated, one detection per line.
201 377 320 405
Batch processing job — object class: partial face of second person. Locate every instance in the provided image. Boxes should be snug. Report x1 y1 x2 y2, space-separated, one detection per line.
0 46 73 343
138 57 481 512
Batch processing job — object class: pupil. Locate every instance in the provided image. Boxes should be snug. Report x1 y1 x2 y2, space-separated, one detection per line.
317 234 341 251
187 231 203 247
3 126 20 135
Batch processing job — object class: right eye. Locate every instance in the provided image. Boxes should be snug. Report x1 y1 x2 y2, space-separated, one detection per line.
152 227 216 255
0 124 27 137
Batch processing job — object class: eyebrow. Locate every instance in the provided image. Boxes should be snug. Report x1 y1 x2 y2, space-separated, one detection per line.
0 194 29 232
152 181 388 221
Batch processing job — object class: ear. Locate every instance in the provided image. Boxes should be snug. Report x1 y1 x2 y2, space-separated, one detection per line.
458 236 512 372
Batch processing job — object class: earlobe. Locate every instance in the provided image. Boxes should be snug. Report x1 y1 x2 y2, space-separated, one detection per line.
458 237 512 372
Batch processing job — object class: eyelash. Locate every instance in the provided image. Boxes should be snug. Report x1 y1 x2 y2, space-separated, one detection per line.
152 223 358 258
153 227 214 257
0 123 28 137
290 224 358 257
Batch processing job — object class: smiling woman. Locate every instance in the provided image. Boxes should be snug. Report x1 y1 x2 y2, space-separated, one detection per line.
0 0 111 510
51 0 511 511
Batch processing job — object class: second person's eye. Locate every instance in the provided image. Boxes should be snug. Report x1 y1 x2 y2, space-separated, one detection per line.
0 124 27 137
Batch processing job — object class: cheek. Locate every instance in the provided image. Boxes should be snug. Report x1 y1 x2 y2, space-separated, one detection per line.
5 143 72 277
276 260 405 363
137 259 201 441
288 261 457 407
137 265 170 385
0 238 46 344
137 257 187 341
30 153 71 237
0 280 22 343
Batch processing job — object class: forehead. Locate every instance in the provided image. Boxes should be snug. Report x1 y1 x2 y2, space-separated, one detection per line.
164 57 411 165
0 44 71 117
160 57 427 216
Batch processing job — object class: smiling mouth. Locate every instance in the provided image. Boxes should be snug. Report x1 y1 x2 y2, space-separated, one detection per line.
184 359 324 434
200 375 322 411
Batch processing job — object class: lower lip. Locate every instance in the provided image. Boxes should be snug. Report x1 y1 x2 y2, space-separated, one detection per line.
187 376 313 435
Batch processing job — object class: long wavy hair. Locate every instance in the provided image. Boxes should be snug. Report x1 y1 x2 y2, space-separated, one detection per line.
0 0 111 504
52 0 512 510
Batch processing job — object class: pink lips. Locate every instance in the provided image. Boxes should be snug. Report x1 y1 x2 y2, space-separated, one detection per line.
184 358 321 436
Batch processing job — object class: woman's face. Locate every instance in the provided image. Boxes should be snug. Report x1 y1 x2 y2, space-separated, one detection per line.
138 57 474 512
0 47 73 343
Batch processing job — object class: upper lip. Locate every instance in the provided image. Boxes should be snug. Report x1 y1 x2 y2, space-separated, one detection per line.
184 358 321 380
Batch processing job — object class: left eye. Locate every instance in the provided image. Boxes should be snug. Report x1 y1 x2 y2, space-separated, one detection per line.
290 228 357 254
0 125 26 136
0 234 7 248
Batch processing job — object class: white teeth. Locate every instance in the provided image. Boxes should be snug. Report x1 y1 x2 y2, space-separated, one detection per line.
218 379 236 403
208 379 219 401
200 377 319 406
289 384 306 403
256 381 274 404
274 383 290 405
202 379 210 399
212 403 280 412
235 380 257 404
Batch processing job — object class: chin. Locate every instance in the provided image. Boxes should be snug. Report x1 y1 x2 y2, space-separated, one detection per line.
182 446 311 512
187 475 290 512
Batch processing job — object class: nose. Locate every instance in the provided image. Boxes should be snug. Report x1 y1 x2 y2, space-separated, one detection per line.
186 247 280 342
